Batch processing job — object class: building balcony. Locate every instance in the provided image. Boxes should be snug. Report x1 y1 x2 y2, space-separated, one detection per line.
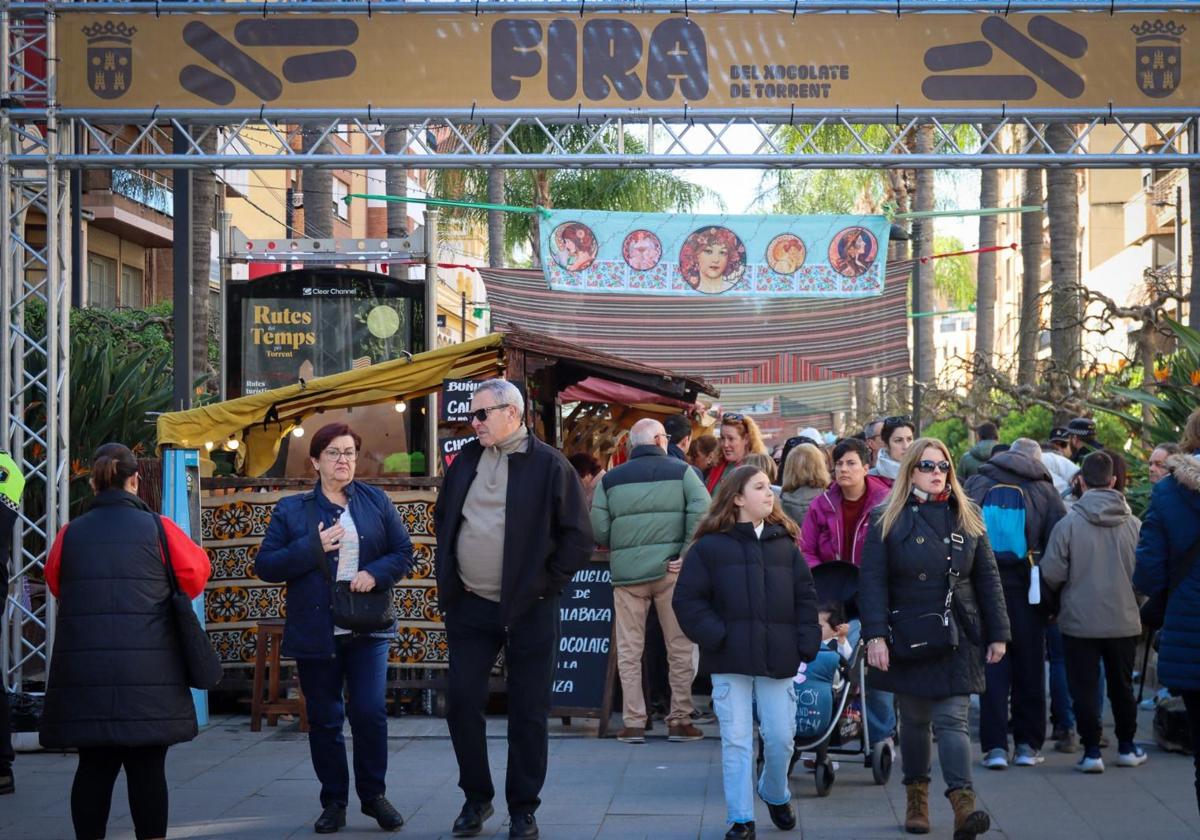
81 169 173 248
1123 189 1171 247
1149 169 1185 229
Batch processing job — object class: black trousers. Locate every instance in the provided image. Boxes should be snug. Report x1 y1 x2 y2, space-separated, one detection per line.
71 744 169 840
1180 691 1200 817
0 687 12 773
979 575 1047 752
1062 634 1138 751
445 592 559 816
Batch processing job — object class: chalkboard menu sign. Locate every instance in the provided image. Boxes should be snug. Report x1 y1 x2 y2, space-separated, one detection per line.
550 559 617 737
441 378 485 423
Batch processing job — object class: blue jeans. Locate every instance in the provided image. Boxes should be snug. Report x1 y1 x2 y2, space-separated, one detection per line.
1046 622 1074 732
712 674 796 824
847 619 895 746
297 635 391 808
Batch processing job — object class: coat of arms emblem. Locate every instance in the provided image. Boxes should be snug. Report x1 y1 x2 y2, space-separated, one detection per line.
84 21 136 100
1131 20 1185 99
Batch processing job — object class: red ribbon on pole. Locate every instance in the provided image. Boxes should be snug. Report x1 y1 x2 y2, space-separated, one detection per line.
919 242 1018 264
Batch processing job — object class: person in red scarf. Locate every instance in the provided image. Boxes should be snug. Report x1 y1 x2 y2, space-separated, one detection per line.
705 413 769 494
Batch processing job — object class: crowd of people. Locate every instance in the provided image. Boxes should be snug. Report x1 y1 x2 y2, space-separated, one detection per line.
4 389 1200 840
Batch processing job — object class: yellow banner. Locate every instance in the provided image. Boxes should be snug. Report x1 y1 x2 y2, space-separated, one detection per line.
60 13 1197 109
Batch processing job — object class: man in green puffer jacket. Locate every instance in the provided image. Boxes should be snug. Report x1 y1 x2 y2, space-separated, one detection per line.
959 421 1000 480
591 418 711 744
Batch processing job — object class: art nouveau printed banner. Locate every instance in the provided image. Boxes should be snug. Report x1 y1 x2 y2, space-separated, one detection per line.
539 210 891 298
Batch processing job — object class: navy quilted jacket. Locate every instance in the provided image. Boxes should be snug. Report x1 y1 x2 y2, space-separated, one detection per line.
1134 454 1200 691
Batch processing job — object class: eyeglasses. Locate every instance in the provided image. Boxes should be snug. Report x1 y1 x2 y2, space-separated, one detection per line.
323 449 358 462
470 404 510 422
914 459 951 474
722 412 746 423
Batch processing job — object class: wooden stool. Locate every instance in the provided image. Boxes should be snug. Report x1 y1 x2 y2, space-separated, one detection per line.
250 619 309 732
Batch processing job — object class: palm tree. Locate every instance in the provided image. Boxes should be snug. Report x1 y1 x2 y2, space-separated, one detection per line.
1017 150 1044 388
974 124 999 376
191 129 217 395
384 125 409 280
486 124 506 268
434 124 711 264
302 126 333 241
1045 124 1082 394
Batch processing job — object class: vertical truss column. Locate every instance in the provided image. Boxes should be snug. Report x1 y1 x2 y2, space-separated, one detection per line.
2 3 68 692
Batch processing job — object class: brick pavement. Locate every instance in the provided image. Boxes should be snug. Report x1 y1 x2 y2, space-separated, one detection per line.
2 705 1198 839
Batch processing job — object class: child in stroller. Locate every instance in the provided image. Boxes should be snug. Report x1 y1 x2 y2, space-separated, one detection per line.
794 602 854 741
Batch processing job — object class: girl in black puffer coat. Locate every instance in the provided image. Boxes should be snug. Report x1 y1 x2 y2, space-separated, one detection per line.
859 438 1009 840
674 465 821 840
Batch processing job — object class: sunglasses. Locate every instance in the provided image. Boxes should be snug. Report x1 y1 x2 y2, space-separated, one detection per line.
884 415 913 426
721 412 746 423
915 459 951 474
471 403 510 422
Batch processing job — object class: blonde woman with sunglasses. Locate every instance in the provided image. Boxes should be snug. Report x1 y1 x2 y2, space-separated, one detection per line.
706 413 769 495
858 438 1010 839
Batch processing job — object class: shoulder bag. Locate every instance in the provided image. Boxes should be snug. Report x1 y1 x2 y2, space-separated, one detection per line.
887 521 964 662
151 515 223 691
305 497 395 634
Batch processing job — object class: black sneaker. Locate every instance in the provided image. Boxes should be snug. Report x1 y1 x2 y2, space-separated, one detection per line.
509 813 539 839
452 800 494 837
725 821 756 839
765 800 796 831
314 804 347 834
0 769 13 796
361 795 404 831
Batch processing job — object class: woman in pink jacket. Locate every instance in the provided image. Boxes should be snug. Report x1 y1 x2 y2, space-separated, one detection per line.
800 438 892 569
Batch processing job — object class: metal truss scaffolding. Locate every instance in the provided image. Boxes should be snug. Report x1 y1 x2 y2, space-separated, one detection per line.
4 0 1200 690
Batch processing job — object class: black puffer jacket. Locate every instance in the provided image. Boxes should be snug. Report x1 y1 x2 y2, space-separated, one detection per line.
859 497 1010 698
963 450 1066 570
673 522 821 679
40 492 198 748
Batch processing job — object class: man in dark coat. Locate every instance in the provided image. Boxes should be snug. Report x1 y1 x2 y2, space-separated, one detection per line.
964 439 1066 768
434 379 593 840
1066 416 1104 465
0 450 24 795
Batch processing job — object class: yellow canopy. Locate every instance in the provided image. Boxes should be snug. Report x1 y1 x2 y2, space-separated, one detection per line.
157 334 505 476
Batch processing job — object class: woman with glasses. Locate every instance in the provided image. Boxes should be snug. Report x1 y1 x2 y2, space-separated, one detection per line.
706 413 769 494
869 415 917 486
858 438 1009 839
257 422 414 835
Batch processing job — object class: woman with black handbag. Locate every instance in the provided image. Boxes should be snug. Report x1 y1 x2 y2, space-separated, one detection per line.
40 443 212 840
858 438 1009 839
257 422 413 835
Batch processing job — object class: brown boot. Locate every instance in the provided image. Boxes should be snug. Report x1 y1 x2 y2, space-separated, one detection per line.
948 788 990 840
904 782 930 834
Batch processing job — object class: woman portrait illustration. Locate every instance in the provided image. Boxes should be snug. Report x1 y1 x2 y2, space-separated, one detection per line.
766 234 807 275
551 222 599 272
679 226 747 295
828 227 878 278
622 229 663 271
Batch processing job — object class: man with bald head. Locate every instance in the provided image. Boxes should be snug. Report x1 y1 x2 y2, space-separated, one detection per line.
591 418 711 744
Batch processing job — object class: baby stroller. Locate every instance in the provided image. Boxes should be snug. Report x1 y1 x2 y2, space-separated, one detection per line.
756 563 894 797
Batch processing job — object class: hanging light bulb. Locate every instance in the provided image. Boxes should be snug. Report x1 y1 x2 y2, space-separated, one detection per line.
394 399 407 413
227 436 240 451
292 426 305 438
204 441 214 452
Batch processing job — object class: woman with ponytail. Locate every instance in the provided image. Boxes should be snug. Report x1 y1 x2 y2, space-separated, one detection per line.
40 443 211 840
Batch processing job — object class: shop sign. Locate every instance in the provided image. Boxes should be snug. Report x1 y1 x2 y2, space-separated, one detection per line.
441 379 486 423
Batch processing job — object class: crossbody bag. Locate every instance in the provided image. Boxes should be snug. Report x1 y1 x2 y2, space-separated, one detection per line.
305 497 395 634
888 518 965 662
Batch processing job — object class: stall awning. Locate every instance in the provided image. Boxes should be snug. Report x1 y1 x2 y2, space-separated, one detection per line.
157 334 506 476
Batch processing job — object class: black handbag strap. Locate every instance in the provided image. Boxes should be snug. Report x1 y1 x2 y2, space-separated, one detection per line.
150 513 182 596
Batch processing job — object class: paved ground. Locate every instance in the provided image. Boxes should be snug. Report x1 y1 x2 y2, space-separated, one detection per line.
3 703 1199 839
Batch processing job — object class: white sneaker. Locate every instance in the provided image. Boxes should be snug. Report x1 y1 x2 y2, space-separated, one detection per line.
1075 755 1105 773
981 748 1008 770
1116 745 1148 767
1012 744 1045 766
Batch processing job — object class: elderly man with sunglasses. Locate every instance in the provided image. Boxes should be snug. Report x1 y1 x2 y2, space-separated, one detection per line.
434 379 594 840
